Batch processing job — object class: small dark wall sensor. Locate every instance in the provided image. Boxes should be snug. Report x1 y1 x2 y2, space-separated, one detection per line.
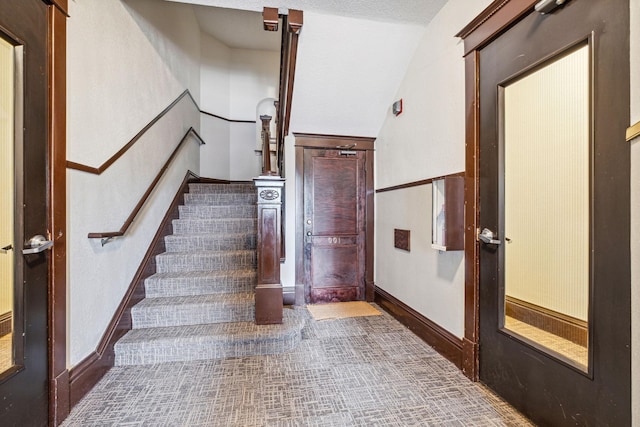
392 99 403 116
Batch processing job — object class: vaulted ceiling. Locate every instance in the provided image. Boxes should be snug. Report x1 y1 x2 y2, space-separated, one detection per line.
160 0 449 136
167 0 448 26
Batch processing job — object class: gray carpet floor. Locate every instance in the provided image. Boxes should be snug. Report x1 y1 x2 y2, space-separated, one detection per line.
62 305 533 426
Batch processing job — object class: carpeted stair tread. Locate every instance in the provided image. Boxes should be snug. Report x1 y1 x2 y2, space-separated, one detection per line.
155 250 257 274
171 218 257 235
188 183 254 194
183 193 256 206
113 182 303 366
114 309 305 366
178 204 257 219
155 250 256 273
164 233 256 252
131 292 255 329
144 270 256 298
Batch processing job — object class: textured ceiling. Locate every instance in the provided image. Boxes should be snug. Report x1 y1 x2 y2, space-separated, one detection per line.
192 6 281 51
167 0 448 26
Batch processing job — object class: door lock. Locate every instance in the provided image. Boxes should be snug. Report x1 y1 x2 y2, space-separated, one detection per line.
478 228 501 245
23 235 54 254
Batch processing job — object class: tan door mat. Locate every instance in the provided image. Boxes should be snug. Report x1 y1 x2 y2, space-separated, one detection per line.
306 301 382 320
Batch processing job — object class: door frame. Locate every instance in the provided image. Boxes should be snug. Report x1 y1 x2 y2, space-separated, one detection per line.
456 0 631 397
456 0 546 381
45 0 68 425
293 133 375 306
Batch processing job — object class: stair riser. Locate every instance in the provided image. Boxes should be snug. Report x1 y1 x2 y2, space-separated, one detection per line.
178 205 257 219
114 332 300 366
164 235 256 252
156 252 256 273
188 183 255 194
184 194 256 206
172 219 256 235
131 302 255 329
145 275 256 298
113 182 306 368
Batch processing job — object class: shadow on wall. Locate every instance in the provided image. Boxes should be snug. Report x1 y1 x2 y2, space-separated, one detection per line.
437 250 463 282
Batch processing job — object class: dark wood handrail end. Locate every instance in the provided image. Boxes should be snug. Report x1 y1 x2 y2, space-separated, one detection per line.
87 127 205 245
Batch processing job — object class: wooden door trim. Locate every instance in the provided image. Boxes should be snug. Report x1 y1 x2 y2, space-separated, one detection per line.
461 4 631 424
293 133 375 305
458 0 535 381
455 0 537 56
294 133 375 150
46 1 68 425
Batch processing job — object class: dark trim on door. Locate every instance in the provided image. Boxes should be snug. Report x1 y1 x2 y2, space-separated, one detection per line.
457 0 536 382
455 0 537 55
375 287 464 369
46 0 69 16
462 51 480 381
294 133 375 150
293 133 375 305
47 1 69 424
461 0 631 423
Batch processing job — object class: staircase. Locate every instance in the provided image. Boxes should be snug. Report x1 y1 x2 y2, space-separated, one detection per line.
114 182 304 366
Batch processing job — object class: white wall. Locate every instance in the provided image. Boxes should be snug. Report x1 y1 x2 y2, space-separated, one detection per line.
229 49 279 120
281 11 427 292
199 34 279 180
373 0 492 337
125 0 201 104
229 49 278 180
200 32 230 117
289 12 425 137
630 1 639 424
230 123 259 181
67 0 201 366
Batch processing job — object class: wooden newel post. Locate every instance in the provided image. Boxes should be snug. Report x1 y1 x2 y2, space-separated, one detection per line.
254 176 285 324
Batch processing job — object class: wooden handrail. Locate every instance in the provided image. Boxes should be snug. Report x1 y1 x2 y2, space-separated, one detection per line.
67 90 196 174
201 110 256 124
87 127 205 244
274 9 303 175
67 90 254 175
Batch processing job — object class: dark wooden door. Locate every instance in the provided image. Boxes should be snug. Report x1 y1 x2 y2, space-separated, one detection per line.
0 1 50 425
303 149 366 303
478 0 630 425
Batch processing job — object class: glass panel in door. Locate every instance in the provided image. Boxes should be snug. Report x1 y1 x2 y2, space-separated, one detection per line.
501 44 590 371
0 36 15 375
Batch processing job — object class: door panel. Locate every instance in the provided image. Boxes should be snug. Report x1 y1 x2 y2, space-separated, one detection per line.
502 43 590 370
0 32 16 375
304 149 365 303
478 0 630 425
0 1 50 425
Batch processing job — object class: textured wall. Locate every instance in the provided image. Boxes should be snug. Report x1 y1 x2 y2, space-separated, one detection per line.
289 11 424 137
199 34 278 180
373 0 492 338
67 0 201 366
